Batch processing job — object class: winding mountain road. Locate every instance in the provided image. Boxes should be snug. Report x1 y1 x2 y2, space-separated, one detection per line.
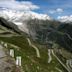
55 67 62 72
65 33 72 40
27 38 40 58
48 49 52 63
51 50 71 72
66 60 72 72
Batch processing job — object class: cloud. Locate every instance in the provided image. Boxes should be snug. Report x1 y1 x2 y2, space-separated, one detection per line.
0 9 51 21
57 15 72 22
0 0 39 11
49 8 63 14
0 0 51 22
56 8 63 13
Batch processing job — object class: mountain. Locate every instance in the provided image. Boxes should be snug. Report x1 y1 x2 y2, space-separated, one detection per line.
57 23 72 52
0 17 68 72
0 15 72 53
0 15 72 72
1 13 70 53
27 19 72 52
0 8 52 34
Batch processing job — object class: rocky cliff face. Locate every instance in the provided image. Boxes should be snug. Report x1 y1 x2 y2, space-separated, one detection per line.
26 19 72 52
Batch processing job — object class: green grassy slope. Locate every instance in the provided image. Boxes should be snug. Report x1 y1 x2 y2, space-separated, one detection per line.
0 35 67 72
